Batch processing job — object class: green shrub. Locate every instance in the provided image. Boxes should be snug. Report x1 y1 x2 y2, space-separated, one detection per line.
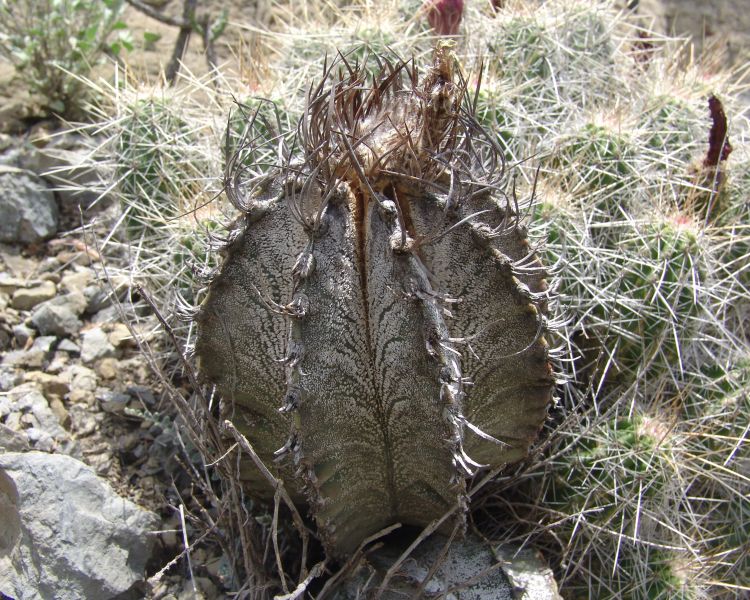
0 0 129 116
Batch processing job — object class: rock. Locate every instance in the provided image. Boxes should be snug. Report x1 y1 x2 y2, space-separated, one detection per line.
12 324 33 346
128 384 157 408
62 364 98 390
2 336 55 369
30 300 82 337
84 284 113 314
59 290 88 315
40 272 61 285
0 451 159 599
0 423 29 452
23 371 70 397
5 384 69 448
0 365 22 391
0 134 40 171
80 327 116 363
338 533 561 600
108 322 134 348
11 280 57 311
97 389 131 414
68 404 98 434
2 349 36 369
25 427 56 452
91 304 121 324
95 357 119 380
1 251 37 281
48 397 71 430
60 266 93 294
57 338 80 354
0 169 59 244
0 275 28 295
0 323 10 350
46 351 69 374
32 335 56 354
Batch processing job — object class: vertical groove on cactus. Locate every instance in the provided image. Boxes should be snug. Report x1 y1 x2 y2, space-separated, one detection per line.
195 44 554 557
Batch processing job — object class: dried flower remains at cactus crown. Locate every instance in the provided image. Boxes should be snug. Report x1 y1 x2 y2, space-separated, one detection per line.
199 42 556 557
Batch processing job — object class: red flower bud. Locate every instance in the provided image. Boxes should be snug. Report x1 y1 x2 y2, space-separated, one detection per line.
424 0 464 36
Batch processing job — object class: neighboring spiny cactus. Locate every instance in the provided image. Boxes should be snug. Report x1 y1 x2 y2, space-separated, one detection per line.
116 97 203 238
464 2 749 597
195 45 555 557
92 88 226 310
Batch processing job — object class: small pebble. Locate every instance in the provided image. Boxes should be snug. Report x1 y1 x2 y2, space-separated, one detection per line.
12 323 33 346
60 267 93 293
11 280 56 311
46 352 69 374
108 323 133 348
49 397 71 430
128 385 156 407
80 327 116 364
57 338 80 354
24 371 70 397
68 388 95 406
98 390 130 414
95 357 118 380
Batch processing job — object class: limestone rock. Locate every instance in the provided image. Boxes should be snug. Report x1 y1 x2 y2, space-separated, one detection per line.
0 423 29 452
3 384 70 449
10 280 57 311
80 326 117 363
0 451 159 600
30 297 83 337
0 169 59 244
337 533 561 600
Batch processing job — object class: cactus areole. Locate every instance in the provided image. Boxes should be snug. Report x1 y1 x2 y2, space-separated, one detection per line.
196 44 555 557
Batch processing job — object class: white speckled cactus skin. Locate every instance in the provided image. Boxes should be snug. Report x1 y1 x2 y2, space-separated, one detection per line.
195 45 555 557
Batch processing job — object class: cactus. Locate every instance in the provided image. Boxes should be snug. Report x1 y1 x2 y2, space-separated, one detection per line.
116 97 201 237
222 96 298 177
67 0 749 595
549 122 637 196
195 45 555 557
95 88 227 308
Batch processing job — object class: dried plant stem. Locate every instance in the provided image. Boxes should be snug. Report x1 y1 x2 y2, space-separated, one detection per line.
166 0 197 84
413 520 462 600
223 421 313 585
273 561 327 600
316 523 403 600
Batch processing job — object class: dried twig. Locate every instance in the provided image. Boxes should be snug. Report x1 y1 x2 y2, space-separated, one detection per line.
273 561 327 600
125 0 186 27
316 523 402 600
166 0 197 84
223 420 314 585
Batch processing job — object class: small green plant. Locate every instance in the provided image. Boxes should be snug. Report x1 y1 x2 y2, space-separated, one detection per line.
0 0 129 116
549 122 638 196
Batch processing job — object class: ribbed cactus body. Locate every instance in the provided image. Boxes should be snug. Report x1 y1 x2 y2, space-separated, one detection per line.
196 46 554 556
